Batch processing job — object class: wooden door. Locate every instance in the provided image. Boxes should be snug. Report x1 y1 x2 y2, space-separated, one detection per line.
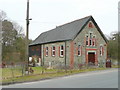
88 52 95 64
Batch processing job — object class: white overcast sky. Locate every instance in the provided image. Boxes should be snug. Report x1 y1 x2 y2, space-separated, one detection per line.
0 0 119 40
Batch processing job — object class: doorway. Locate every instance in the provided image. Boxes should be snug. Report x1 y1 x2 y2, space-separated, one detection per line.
88 52 95 64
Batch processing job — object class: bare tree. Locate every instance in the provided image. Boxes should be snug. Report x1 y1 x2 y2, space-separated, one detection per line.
0 10 6 80
0 10 7 21
0 10 7 63
12 22 25 38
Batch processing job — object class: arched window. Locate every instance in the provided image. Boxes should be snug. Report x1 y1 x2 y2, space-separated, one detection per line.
89 22 93 28
86 32 96 46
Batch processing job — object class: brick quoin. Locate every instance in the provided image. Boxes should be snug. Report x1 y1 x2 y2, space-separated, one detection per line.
44 47 46 56
95 49 98 65
81 46 82 56
76 47 78 55
58 46 60 57
70 41 74 68
106 44 108 60
51 47 52 56
85 50 88 64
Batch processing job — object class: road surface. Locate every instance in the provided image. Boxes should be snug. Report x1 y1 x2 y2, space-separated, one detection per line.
2 68 118 88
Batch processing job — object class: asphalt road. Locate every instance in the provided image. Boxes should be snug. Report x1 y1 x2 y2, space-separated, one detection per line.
2 68 118 88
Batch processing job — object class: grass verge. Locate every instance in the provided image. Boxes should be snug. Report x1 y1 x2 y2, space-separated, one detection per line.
1 67 108 85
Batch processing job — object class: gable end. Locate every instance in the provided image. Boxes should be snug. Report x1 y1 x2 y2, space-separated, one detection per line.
73 16 108 43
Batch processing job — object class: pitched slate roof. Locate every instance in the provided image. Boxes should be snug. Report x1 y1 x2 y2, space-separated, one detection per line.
30 16 107 46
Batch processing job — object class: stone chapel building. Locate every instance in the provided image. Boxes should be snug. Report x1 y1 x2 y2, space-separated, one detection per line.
29 16 108 68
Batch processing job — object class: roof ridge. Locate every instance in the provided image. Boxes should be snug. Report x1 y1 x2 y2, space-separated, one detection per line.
57 15 92 28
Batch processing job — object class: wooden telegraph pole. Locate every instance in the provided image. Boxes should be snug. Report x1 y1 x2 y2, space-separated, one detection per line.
0 20 2 66
26 0 32 74
0 19 2 81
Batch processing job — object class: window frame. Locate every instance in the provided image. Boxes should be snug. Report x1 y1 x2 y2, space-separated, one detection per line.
78 45 82 56
100 45 103 56
89 32 92 46
46 47 48 56
92 35 96 46
88 22 93 28
52 46 55 57
60 45 64 57
86 35 89 46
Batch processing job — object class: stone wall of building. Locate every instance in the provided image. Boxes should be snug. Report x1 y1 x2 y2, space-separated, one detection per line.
41 42 66 68
73 20 107 67
41 20 107 68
